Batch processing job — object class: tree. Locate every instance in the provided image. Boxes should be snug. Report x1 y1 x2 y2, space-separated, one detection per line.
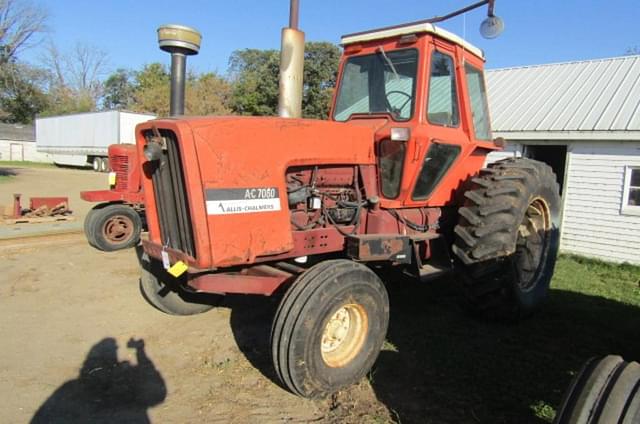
130 63 170 116
626 46 640 55
0 61 48 122
228 42 341 119
102 68 135 110
40 41 109 115
185 72 231 116
228 49 280 116
0 0 48 63
302 42 340 119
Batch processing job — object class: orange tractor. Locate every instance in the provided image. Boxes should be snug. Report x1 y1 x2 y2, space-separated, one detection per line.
135 2 560 398
80 143 145 251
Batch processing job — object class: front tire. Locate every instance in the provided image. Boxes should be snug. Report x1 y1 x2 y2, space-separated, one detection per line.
138 250 221 316
452 158 561 319
271 260 389 398
84 204 142 252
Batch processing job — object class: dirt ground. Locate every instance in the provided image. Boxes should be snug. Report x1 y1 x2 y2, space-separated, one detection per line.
0 166 106 219
0 233 394 423
0 166 107 238
0 166 391 423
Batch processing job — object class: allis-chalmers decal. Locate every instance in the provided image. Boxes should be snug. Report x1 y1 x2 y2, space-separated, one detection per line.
205 187 281 215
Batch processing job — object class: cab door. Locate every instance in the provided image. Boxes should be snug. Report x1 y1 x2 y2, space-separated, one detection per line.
405 39 468 207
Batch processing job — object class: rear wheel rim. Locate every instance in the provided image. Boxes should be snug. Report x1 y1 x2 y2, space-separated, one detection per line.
515 197 551 291
102 215 134 244
321 303 368 368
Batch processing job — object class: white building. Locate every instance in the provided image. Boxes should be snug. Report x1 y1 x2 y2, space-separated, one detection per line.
486 55 640 265
0 123 51 162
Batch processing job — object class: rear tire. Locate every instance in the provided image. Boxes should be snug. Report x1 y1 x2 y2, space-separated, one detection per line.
138 249 221 316
452 158 561 319
84 204 142 251
92 157 101 172
271 259 389 398
554 355 640 424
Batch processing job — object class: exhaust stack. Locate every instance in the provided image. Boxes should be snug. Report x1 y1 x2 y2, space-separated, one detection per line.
157 24 202 116
277 0 305 118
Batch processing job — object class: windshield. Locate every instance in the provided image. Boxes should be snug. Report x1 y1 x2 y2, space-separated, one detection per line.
333 49 418 122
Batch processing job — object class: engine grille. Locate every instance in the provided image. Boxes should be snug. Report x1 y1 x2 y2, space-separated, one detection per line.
145 130 196 257
110 155 129 191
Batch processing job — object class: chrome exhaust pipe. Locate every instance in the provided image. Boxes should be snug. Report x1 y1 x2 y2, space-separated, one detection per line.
277 0 305 118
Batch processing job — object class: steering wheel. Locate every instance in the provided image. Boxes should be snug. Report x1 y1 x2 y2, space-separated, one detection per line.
385 91 412 117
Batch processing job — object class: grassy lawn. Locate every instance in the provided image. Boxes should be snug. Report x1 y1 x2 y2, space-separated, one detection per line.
0 161 55 183
0 160 55 168
366 255 640 423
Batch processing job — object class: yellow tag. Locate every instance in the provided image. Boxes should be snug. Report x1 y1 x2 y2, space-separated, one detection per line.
108 172 117 186
167 260 188 278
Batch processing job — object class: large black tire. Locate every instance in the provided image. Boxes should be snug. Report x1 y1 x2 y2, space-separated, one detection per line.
84 203 142 252
271 259 389 398
554 355 640 424
452 158 561 319
138 249 222 316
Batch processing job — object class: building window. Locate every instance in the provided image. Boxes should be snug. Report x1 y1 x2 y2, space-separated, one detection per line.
621 166 640 216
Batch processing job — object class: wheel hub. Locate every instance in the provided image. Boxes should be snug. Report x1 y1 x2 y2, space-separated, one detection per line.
103 215 134 243
321 303 368 368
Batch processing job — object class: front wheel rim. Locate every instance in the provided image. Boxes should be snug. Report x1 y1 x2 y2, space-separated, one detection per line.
515 197 552 291
320 303 368 368
103 215 134 243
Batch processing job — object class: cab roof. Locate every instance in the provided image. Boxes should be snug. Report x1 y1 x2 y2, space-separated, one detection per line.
341 22 484 59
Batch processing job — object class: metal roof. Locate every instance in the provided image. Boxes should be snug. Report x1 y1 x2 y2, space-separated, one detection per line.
0 123 35 142
486 55 640 137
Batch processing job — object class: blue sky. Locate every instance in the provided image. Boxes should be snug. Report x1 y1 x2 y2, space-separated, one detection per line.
21 0 640 76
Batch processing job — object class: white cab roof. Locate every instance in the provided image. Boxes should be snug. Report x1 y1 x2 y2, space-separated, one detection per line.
341 22 484 59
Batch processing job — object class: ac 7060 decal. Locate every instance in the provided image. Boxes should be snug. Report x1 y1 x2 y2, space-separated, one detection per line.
205 187 281 215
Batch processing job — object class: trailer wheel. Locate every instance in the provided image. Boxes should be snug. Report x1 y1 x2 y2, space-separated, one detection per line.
99 157 109 172
92 157 101 172
452 158 561 319
271 260 389 398
554 355 640 424
84 204 142 251
138 250 221 316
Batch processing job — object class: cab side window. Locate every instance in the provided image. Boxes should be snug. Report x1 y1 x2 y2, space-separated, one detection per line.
427 51 459 127
465 64 492 140
378 139 406 199
412 142 461 200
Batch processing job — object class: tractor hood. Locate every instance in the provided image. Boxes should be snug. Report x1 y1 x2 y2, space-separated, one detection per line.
136 116 376 268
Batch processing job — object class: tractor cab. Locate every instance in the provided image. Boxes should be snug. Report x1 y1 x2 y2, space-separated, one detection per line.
331 23 500 208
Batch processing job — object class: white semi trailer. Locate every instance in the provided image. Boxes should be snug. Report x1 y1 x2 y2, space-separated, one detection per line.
36 111 155 172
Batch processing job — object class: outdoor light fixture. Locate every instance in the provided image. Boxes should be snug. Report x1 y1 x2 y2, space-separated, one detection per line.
480 15 504 39
480 0 504 39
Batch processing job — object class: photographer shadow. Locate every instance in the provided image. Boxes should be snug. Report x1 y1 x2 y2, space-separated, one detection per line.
31 337 166 424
